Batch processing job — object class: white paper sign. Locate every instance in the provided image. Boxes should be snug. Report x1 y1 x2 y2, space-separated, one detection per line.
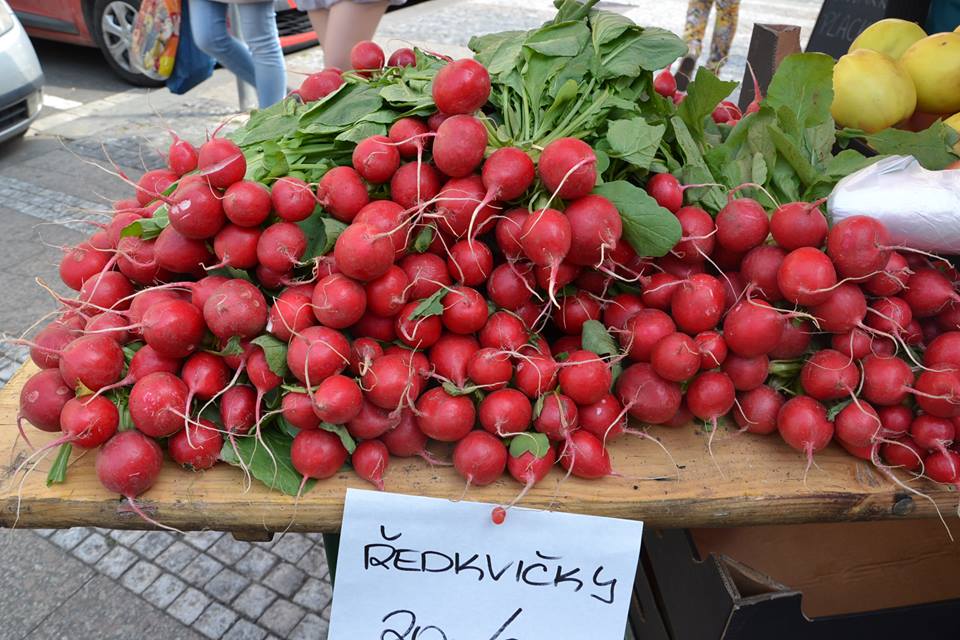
327 489 644 640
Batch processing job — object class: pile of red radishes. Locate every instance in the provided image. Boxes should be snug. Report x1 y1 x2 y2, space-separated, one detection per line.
14 43 960 522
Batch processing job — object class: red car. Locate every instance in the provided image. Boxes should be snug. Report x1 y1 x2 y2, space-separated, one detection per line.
9 0 318 86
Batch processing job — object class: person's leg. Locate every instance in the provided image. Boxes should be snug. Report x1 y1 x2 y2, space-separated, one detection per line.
683 0 712 62
188 0 257 87
236 2 288 107
322 0 390 71
307 8 330 49
707 0 740 73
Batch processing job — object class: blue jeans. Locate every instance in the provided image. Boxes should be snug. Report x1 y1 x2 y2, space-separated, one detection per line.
188 0 286 108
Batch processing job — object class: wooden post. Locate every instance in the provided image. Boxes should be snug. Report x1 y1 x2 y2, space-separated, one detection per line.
738 24 802 113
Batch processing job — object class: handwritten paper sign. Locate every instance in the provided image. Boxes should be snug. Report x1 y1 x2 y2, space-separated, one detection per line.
327 489 644 639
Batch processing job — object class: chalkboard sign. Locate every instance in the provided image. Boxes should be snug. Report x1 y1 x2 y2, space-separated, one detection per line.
806 0 889 58
806 0 932 59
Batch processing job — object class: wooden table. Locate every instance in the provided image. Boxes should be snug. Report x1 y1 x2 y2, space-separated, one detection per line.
1 363 955 535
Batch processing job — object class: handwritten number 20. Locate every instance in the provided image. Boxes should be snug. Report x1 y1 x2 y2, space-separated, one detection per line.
380 610 448 640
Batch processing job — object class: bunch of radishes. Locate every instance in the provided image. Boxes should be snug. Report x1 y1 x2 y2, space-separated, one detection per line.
14 41 960 523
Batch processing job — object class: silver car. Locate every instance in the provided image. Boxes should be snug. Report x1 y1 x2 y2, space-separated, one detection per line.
0 0 42 143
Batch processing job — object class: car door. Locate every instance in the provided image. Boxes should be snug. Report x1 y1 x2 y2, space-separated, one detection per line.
8 0 92 45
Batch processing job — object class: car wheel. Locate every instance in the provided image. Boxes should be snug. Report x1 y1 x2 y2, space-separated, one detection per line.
92 0 165 87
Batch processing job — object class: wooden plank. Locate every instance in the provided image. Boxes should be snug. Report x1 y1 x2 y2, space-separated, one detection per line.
0 363 955 533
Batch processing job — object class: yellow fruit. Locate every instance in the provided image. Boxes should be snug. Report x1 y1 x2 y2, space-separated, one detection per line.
849 18 925 60
831 50 917 133
945 112 960 153
900 33 960 114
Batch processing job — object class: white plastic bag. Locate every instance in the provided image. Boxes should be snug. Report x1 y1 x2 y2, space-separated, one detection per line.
827 155 960 254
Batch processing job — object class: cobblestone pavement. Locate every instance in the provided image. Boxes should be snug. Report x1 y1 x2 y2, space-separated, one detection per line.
0 1 819 638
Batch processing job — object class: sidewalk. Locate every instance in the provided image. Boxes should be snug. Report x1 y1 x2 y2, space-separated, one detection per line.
0 2 819 638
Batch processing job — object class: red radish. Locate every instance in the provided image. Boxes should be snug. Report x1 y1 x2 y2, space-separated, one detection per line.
481 147 535 202
291 429 348 482
256 222 307 273
558 350 613 405
511 345 557 393
316 167 370 222
740 245 786 300
352 135 400 184
79 271 134 311
495 209 529 260
447 240 493 286
432 115 487 178
352 311 397 342
504 445 557 513
721 353 768 391
623 308 676 362
129 371 188 438
926 450 960 485
487 263 535 310
268 289 314 342
312 374 362 424
866 296 912 335
646 173 683 212
282 392 321 430
715 198 769 253
96 431 163 499
553 291 601 335
271 177 316 222
390 162 442 210
770 201 828 250
107 210 143 247
441 286 488 335
653 69 677 97
400 253 451 299
352 439 389 490
902 268 960 318
312 273 366 329
55 395 118 449
603 293 644 330
181 352 229 407
395 301 442 348
910 414 955 454
809 283 866 333
826 216 892 280
835 401 881 448
658 254 703 278
479 389 531 436
430 334 479 386
882 438 926 471
769 319 813 359
864 252 910 297
347 399 397 440
777 396 834 461
59 243 112 291
564 195 623 267
350 40 385 72
432 59 491 115
453 431 507 486
671 274 725 334
379 410 438 462
695 331 728 369
364 265 410 318
155 226 214 274
733 385 784 435
534 394 579 441
19 369 74 433
298 69 343 101
203 279 268 340
535 261 580 291
142 299 205 358
30 322 79 369
333 222 394 282
198 137 245 189
538 138 596 200
169 419 223 471
478 312 525 351
723 300 785 358
387 47 416 67
914 368 960 418
136 168 178 205
712 100 741 123
467 348 513 390
878 405 912 437
861 354 913 406
800 349 859 401
687 371 736 423
616 363 681 424
353 200 409 256
559 430 612 479
168 135 199 175
286 325 350 385
520 208 572 303
221 385 257 434
168 183 225 240
416 387 475 442
579 393 628 440
116 236 168 285
435 175 496 237
59 335 125 392
388 117 430 158
361 353 424 410
777 247 838 306
641 273 681 310
651 333 700 382
348 337 382 375
673 206 716 263
925 332 960 368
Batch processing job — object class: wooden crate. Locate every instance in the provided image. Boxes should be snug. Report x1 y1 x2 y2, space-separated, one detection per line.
1 364 955 533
